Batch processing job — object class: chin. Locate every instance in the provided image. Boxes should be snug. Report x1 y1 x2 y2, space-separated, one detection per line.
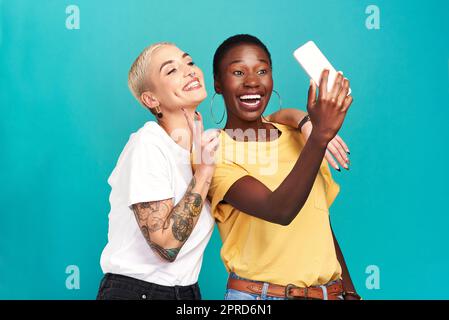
181 92 207 108
236 110 264 122
238 104 267 121
192 88 207 102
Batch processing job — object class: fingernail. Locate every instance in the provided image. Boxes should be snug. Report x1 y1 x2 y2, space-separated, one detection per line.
336 167 341 172
346 150 350 154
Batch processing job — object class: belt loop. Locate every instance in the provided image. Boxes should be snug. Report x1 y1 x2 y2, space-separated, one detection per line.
320 285 328 300
261 282 269 300
174 285 181 300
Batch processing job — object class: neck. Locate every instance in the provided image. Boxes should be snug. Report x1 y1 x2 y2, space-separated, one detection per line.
225 114 272 141
224 113 266 132
157 107 196 151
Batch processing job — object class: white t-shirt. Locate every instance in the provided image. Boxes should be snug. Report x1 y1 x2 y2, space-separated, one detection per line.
100 121 215 286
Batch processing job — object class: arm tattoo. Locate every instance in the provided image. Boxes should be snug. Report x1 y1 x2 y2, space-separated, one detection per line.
137 224 178 262
134 201 172 232
170 177 203 242
149 243 180 262
132 176 204 261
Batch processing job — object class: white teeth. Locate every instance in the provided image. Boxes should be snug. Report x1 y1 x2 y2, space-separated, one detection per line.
241 100 259 106
185 80 200 90
239 94 261 100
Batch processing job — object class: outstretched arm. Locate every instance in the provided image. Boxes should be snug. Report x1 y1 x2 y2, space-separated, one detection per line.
266 108 307 128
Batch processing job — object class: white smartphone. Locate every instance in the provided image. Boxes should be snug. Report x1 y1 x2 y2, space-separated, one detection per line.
293 41 351 95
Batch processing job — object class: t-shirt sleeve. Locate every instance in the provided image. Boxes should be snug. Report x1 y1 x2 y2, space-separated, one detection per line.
208 160 249 223
117 138 174 207
319 160 340 208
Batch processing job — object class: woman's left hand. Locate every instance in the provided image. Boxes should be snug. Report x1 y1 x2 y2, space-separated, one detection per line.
301 121 350 171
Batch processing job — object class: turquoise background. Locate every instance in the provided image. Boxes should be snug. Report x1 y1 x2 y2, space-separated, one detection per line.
1 0 448 299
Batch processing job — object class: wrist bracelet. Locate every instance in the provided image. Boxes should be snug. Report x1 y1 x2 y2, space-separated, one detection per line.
297 114 310 133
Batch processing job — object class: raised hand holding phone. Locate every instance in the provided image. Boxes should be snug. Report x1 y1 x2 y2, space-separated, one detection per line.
307 69 353 145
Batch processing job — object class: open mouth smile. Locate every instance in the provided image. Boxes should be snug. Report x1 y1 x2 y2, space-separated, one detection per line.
238 94 263 110
183 78 202 91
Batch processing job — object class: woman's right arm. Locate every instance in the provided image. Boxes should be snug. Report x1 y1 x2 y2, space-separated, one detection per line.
132 169 212 262
224 70 353 226
132 111 219 262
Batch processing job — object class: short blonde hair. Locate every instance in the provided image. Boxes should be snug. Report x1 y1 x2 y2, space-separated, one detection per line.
128 42 174 106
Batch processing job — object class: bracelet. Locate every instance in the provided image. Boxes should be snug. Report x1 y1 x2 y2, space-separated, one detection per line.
297 114 310 133
342 291 362 300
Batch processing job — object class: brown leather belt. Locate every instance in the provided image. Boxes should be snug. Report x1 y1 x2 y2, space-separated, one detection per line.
227 277 344 300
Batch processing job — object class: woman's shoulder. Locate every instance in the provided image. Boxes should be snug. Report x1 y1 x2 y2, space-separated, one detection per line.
128 121 165 144
121 121 171 158
267 121 299 137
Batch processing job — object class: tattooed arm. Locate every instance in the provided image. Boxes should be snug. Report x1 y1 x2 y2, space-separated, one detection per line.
132 170 213 262
132 110 219 262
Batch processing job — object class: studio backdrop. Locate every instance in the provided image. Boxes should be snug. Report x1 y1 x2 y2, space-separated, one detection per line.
1 0 448 299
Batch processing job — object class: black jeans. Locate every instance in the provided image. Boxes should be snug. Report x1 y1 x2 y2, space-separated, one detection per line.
96 273 202 300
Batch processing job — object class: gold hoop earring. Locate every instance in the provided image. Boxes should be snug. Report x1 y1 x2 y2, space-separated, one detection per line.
272 89 282 110
210 93 225 124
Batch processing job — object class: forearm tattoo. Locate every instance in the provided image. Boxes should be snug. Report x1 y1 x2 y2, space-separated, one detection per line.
132 177 203 261
149 242 180 262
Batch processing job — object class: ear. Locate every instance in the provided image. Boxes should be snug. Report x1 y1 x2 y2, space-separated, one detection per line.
214 77 222 95
140 91 160 112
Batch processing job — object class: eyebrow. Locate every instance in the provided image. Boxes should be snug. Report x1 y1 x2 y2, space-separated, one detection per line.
159 53 191 72
229 59 270 65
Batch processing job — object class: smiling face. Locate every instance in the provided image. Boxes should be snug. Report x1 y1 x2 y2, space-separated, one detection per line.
145 45 207 113
214 43 273 122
